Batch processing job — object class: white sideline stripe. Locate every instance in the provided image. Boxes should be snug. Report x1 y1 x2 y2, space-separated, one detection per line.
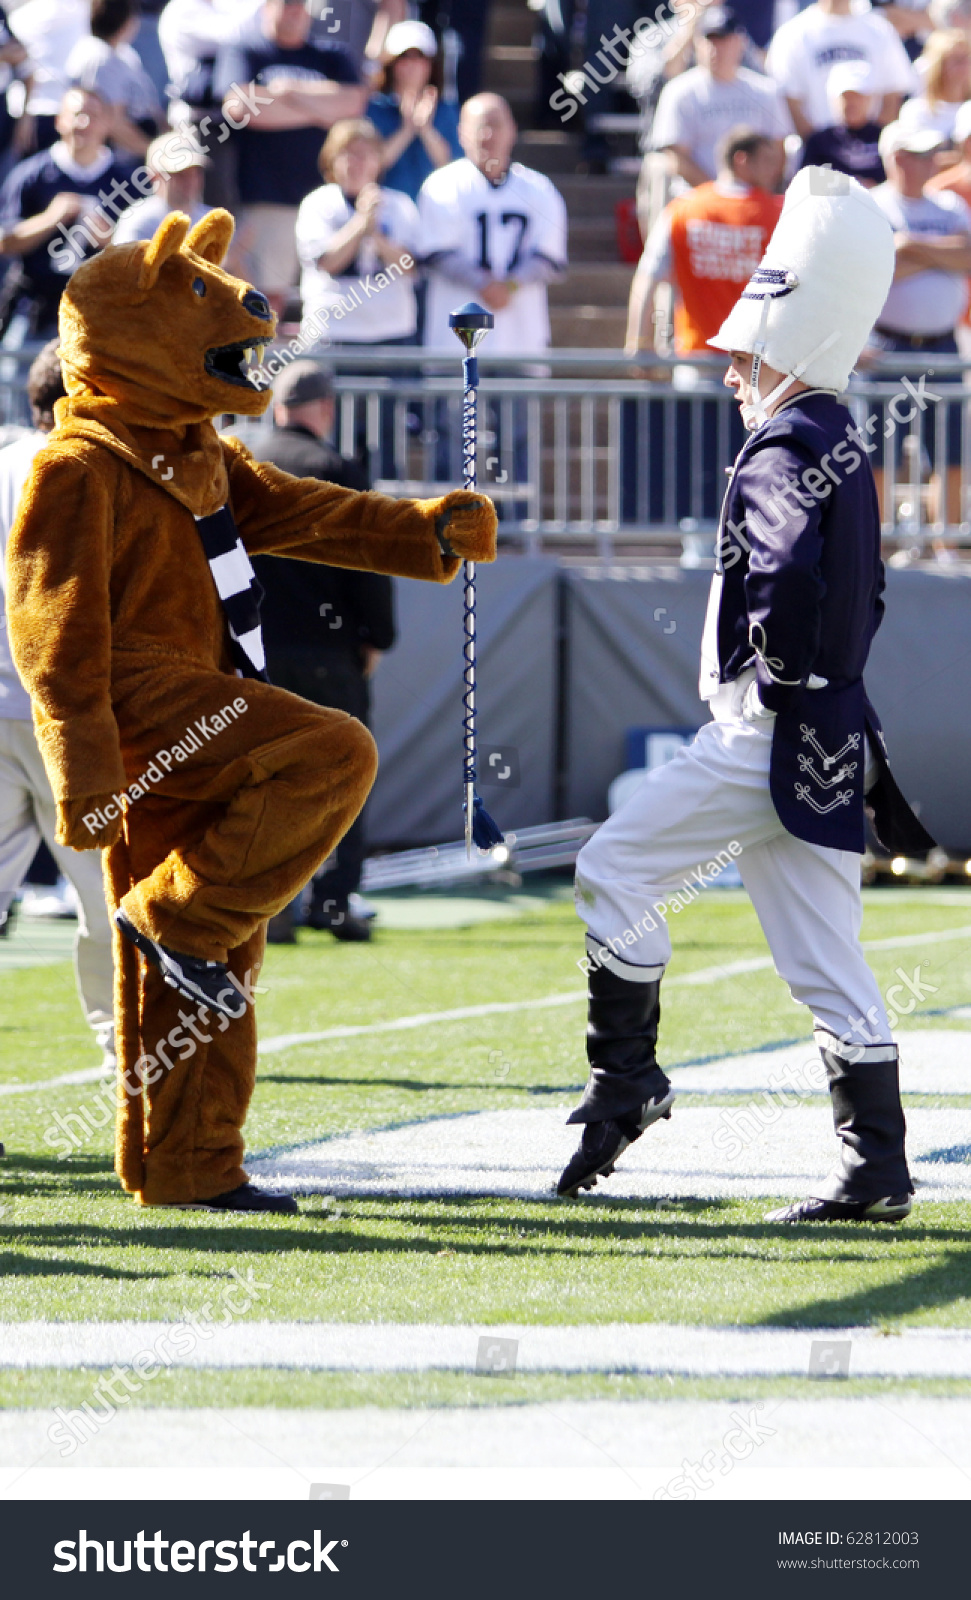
3 1322 971 1376
257 922 971 1056
5 1401 971 1489
248 1104 971 1202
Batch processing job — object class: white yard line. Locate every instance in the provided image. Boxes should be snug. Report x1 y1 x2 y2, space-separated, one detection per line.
4 1400 971 1493
0 1065 106 1099
2 1321 971 1376
258 922 971 1055
2 923 967 1095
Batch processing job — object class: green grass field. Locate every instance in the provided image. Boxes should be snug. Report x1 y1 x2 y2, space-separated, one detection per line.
2 881 970 1410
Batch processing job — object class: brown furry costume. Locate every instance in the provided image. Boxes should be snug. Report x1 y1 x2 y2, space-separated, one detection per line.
6 209 496 1206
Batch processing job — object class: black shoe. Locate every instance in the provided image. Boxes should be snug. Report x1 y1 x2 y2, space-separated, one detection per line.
114 909 244 1019
557 1089 675 1198
186 1182 298 1214
765 1193 912 1224
266 908 296 944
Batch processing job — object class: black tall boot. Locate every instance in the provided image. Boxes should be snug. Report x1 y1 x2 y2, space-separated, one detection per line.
767 1041 913 1224
557 958 674 1198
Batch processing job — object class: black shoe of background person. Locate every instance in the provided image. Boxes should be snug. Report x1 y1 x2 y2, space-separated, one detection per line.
185 1182 298 1214
114 909 245 1019
765 1193 912 1224
557 1088 675 1198
266 904 296 944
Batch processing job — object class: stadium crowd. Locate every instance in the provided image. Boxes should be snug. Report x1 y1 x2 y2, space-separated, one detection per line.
0 0 567 358
619 0 971 367
0 1 961 375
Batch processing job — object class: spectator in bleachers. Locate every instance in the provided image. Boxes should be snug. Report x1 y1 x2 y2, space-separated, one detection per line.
872 0 932 62
0 87 137 341
215 0 366 312
870 118 971 348
111 128 210 240
158 0 261 208
66 0 164 157
897 27 971 137
0 338 115 1067
367 19 460 201
418 92 568 353
9 0 89 152
766 0 916 140
249 361 391 946
927 90 971 195
417 0 488 105
625 126 783 359
313 0 407 85
649 8 790 189
799 61 886 185
926 94 971 347
868 118 971 522
0 8 28 183
295 116 420 347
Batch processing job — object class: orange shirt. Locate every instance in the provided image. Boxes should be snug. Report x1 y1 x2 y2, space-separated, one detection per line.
667 182 784 354
927 161 971 327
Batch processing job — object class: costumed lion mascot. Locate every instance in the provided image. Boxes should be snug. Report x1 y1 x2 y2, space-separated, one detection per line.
6 208 496 1212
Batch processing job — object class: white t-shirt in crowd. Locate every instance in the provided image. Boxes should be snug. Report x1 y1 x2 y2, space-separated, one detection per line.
0 430 48 722
113 195 212 244
897 94 963 141
766 5 917 131
650 66 791 179
870 182 971 334
295 183 422 344
9 0 88 117
418 158 568 354
158 0 262 97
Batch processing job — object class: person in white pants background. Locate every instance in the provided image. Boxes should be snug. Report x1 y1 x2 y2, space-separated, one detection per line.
558 169 936 1222
0 339 114 1078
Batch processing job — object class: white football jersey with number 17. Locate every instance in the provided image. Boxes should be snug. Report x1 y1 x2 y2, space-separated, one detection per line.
418 158 568 354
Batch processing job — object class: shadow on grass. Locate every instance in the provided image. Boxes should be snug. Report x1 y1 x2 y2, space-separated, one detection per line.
2 1182 969 1326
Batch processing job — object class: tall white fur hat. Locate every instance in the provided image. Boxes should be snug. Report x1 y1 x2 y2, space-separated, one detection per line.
708 167 894 391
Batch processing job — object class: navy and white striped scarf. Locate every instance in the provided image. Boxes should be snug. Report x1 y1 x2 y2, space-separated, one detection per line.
194 504 268 682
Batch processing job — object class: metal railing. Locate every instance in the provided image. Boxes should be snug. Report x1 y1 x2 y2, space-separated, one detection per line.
7 343 971 560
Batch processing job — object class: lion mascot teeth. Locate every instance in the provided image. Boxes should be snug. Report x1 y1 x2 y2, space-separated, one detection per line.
6 209 496 1208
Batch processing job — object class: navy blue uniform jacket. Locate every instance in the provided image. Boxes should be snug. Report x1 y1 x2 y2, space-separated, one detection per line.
710 390 935 855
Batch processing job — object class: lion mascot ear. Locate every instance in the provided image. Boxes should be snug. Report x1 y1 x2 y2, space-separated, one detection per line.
185 208 235 266
137 211 192 291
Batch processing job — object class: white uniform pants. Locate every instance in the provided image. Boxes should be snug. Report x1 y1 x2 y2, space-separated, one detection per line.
575 672 892 1050
0 718 113 1045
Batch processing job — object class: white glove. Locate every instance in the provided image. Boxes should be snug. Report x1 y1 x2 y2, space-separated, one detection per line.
741 678 777 724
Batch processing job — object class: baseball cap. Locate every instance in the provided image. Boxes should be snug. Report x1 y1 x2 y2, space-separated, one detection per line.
383 19 438 58
273 361 335 405
952 98 971 144
826 60 875 100
697 7 745 37
146 131 209 176
878 121 947 161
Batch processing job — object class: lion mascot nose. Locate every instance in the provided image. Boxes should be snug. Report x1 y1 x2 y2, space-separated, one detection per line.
242 289 272 321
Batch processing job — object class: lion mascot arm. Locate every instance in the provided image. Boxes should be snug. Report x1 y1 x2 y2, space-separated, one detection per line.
223 437 498 581
7 448 127 850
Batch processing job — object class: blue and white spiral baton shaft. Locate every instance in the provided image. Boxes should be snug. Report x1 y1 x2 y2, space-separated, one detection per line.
448 301 504 858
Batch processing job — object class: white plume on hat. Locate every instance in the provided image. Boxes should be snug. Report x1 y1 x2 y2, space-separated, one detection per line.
708 167 894 392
